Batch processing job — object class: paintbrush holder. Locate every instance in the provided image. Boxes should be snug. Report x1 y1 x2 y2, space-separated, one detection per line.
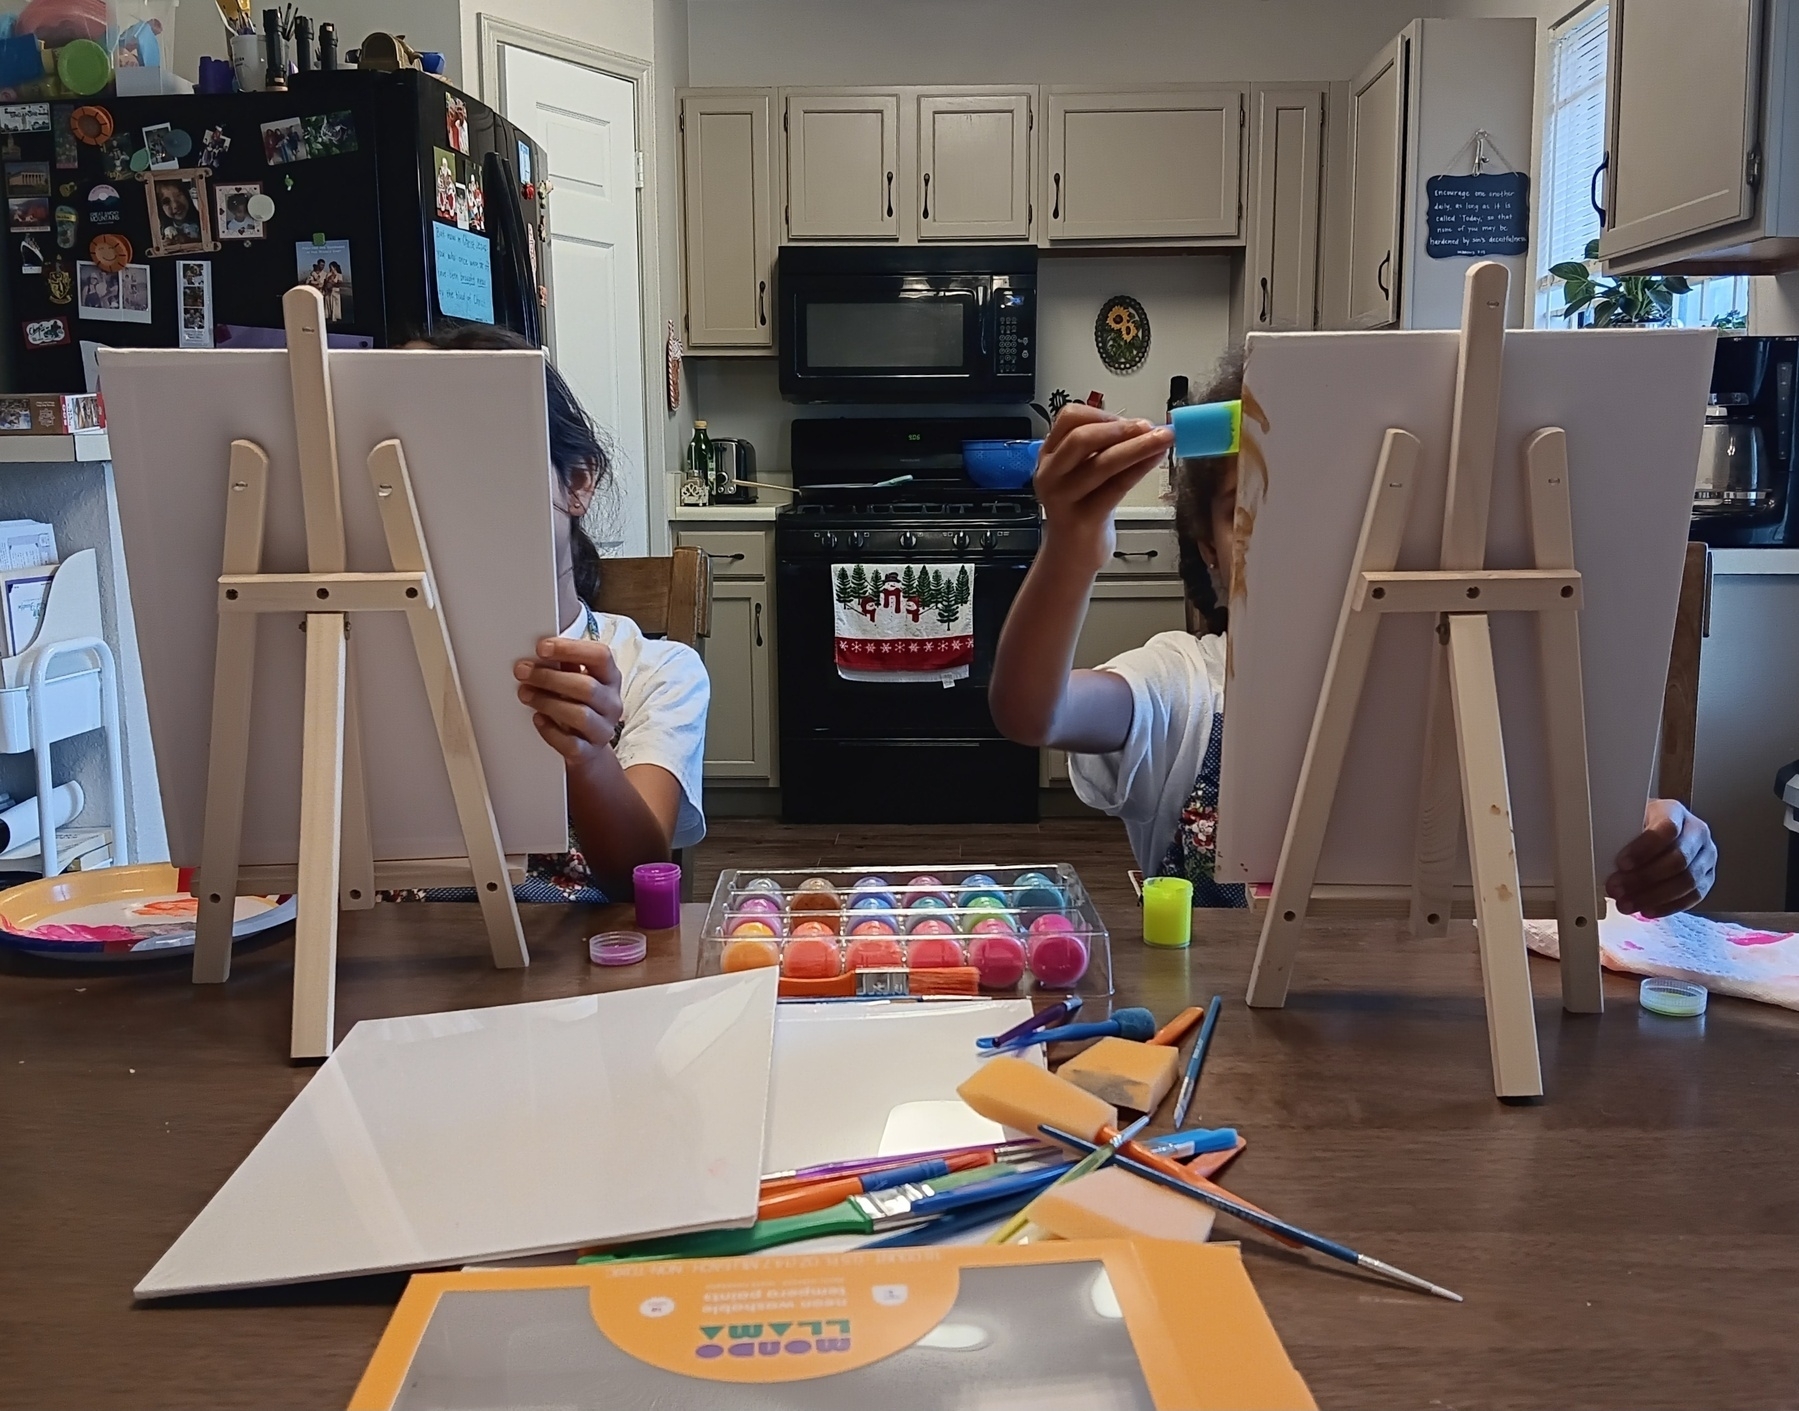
697 862 1114 999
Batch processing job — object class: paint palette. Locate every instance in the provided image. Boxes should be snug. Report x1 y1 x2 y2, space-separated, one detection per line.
697 864 1113 998
0 863 295 962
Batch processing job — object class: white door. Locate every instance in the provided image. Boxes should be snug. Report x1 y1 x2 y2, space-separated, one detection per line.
501 46 650 559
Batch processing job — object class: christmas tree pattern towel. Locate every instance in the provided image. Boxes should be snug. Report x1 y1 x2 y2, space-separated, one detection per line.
833 562 975 685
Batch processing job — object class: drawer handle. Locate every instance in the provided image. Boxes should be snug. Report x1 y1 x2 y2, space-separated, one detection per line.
1113 549 1159 562
754 601 764 647
706 551 747 564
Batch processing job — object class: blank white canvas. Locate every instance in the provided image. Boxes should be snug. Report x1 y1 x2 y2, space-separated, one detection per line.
763 1000 1038 1175
136 969 779 1298
100 347 567 864
1219 328 1716 888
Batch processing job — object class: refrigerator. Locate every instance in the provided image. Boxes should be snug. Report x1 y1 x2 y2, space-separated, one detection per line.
3 69 547 392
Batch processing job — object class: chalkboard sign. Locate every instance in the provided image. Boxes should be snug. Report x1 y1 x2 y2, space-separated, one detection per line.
1425 172 1530 258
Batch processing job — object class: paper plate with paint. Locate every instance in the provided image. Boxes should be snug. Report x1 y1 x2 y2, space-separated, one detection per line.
0 863 294 960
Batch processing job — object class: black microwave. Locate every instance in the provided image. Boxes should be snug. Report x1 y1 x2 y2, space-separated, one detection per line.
777 245 1037 403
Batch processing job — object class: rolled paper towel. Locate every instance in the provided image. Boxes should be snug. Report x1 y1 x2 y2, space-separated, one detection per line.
1170 399 1242 459
0 781 83 853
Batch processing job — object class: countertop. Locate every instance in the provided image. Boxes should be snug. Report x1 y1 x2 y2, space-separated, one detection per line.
4 898 1798 1408
0 431 111 463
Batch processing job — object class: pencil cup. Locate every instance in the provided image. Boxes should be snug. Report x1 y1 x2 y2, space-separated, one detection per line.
633 862 682 930
229 32 263 91
1141 877 1194 948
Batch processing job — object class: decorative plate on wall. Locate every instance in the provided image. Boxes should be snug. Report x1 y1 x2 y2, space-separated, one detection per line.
1095 294 1150 373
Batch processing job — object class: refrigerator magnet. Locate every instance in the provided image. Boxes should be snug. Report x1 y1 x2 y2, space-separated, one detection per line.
142 122 180 171
446 94 469 155
21 316 70 349
432 147 456 221
75 261 150 324
87 232 130 272
198 126 231 170
4 162 47 198
19 235 42 273
295 239 353 323
216 182 264 240
45 259 70 304
100 135 135 180
7 195 48 231
246 192 276 222
177 260 213 348
86 184 122 225
53 206 75 248
0 104 51 134
70 106 113 145
52 106 77 169
144 171 215 258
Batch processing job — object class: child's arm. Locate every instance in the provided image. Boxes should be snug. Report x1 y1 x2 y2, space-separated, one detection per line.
1606 799 1717 918
989 406 1174 753
514 637 680 894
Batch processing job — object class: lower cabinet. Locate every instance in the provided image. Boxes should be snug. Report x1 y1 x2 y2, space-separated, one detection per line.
1042 568 1190 788
677 528 777 785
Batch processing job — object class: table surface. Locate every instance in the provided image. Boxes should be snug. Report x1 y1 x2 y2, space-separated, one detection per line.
3 900 1797 1410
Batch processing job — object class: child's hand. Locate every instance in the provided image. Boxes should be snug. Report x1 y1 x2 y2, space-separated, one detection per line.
1033 406 1174 573
1606 799 1717 918
513 637 624 769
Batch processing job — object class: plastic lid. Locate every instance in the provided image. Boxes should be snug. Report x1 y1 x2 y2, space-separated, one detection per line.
589 931 647 967
1639 976 1707 1018
57 39 113 97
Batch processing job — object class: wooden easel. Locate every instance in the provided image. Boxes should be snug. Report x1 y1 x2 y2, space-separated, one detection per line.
1244 261 1604 1100
189 286 529 1060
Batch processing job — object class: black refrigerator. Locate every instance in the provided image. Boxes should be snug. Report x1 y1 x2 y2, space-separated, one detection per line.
3 69 546 392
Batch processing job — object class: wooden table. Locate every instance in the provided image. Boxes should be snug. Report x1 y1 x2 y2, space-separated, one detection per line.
3 900 1797 1409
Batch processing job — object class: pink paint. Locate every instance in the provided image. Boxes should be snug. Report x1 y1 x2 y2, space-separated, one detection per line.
1028 931 1089 988
907 936 965 969
969 932 1027 989
1726 929 1792 947
1027 913 1076 938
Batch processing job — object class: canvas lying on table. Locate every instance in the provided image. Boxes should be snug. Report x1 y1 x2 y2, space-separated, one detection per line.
100 347 567 865
1219 328 1715 889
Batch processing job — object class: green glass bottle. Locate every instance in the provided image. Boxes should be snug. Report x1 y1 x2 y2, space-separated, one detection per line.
685 420 715 506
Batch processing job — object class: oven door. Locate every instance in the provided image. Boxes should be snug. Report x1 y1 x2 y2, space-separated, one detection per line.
779 274 991 402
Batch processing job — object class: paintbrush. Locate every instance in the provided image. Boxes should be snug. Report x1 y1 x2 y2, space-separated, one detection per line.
1172 993 1223 1127
760 1139 1058 1189
986 1113 1150 1245
1044 1125 1462 1303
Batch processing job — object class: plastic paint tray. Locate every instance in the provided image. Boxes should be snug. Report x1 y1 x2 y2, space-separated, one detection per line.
695 863 1113 999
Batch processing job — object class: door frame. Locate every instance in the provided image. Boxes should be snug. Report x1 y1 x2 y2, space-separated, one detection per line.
476 15 670 553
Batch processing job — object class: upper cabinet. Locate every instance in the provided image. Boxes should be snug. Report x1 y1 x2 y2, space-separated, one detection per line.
784 92 901 240
917 91 1033 240
1598 0 1799 274
678 91 776 350
1246 84 1326 331
1328 19 1535 330
1045 88 1246 241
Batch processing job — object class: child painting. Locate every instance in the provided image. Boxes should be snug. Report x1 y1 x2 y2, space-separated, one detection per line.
989 350 1718 919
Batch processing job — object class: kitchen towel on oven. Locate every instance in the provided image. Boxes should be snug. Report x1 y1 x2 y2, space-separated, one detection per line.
833 562 974 685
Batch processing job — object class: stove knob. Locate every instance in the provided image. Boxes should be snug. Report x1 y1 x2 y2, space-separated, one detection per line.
851 531 869 551
818 531 837 550
982 530 998 549
899 531 919 550
952 531 970 550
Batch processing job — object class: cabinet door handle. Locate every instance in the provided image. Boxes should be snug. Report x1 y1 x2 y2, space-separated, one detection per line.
1112 549 1159 562
1590 154 1609 224
922 171 931 220
754 601 764 647
1259 276 1270 323
705 551 747 564
1052 172 1061 220
1376 251 1391 299
758 280 767 326
885 170 893 219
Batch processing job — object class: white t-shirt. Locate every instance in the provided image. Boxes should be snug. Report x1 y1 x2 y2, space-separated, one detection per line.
1067 631 1226 874
564 609 710 851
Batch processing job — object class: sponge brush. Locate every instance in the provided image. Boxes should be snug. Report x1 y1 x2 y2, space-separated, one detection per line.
1170 399 1242 459
1056 1036 1180 1114
957 1055 1118 1143
1026 1164 1217 1246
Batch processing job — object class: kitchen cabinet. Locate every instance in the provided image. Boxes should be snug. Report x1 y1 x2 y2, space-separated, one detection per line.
1043 528 1187 788
1598 0 1799 274
678 91 776 350
784 92 901 240
676 528 777 782
917 90 1033 241
1246 84 1326 331
1044 88 1246 242
1330 19 1535 329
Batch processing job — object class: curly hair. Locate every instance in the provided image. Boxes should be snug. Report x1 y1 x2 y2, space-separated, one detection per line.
1170 346 1244 637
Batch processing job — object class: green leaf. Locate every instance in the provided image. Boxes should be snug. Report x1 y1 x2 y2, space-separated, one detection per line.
1583 238 1602 260
1661 275 1691 294
1560 289 1595 318
1549 261 1594 282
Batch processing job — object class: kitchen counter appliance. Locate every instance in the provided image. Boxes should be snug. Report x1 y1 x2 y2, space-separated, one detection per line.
775 416 1041 824
1692 336 1799 547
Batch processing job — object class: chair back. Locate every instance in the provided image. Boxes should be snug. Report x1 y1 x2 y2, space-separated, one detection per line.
593 547 711 646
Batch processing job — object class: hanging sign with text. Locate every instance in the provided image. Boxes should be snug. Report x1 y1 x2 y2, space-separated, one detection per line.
1425 172 1530 258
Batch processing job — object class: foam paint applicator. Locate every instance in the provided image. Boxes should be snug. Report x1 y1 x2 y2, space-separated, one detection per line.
1170 399 1242 458
1056 1036 1181 1113
1025 1164 1218 1247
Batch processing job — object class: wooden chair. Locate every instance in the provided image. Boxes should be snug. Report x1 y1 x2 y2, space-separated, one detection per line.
1656 541 1710 805
593 546 712 645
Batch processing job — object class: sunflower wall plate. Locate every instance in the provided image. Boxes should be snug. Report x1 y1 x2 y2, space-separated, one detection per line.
1096 294 1149 374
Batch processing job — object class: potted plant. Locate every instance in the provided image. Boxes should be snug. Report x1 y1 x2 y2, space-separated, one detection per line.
1550 239 1691 326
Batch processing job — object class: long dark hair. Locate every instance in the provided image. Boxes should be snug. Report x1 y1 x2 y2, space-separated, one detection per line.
413 325 609 609
1171 346 1244 637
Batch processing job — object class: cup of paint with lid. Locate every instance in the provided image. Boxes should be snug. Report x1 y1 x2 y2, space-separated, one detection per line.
968 930 1027 989
956 873 1007 909
907 930 965 968
1026 913 1089 987
790 877 842 917
632 862 682 930
960 897 1015 933
781 935 843 979
1012 871 1067 922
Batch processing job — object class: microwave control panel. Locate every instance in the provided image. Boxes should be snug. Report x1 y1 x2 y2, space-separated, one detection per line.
994 289 1034 375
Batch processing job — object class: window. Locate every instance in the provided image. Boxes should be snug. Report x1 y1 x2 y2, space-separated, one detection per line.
1535 3 1748 329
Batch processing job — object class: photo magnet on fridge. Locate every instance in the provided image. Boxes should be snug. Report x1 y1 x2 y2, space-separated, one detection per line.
5 162 48 198
6 195 47 231
295 238 353 323
446 94 469 155
142 122 180 171
215 182 264 240
433 147 456 221
178 260 213 348
144 170 215 256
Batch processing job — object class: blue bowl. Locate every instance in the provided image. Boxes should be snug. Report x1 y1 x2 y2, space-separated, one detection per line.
962 439 1044 489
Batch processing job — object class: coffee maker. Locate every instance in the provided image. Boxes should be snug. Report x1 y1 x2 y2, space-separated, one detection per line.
1692 335 1799 547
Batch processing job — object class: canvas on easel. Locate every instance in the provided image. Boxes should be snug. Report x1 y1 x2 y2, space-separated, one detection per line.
1218 263 1714 1098
102 289 567 1057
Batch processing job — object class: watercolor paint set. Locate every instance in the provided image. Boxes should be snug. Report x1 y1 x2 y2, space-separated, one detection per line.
696 864 1114 998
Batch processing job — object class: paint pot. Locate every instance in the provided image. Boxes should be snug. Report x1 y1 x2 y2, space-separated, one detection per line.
907 914 958 936
741 876 785 904
720 938 780 972
1012 871 1066 921
790 878 842 916
968 932 1027 989
849 917 898 937
956 873 1007 909
959 898 1016 933
1026 916 1089 988
846 935 906 971
733 894 786 933
902 874 953 907
725 918 778 939
781 936 842 979
632 861 681 930
791 917 839 938
907 935 965 969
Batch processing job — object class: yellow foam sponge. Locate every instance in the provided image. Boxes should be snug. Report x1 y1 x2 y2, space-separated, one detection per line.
1025 1164 1217 1246
1055 1037 1181 1114
957 1055 1117 1143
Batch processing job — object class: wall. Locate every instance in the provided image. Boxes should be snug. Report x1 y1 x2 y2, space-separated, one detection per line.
687 0 1442 86
172 1 464 86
